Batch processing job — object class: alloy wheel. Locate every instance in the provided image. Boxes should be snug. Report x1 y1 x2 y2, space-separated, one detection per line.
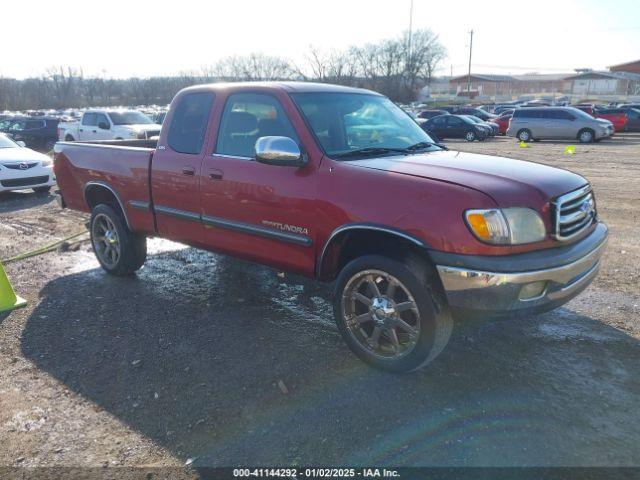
92 213 121 268
341 269 420 360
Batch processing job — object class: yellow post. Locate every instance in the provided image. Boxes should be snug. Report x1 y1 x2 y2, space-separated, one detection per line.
0 262 27 313
519 141 530 148
565 145 576 155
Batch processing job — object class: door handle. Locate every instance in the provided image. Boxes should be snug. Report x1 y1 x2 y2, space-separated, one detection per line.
92 130 97 133
79 128 84 132
182 166 195 176
208 168 223 180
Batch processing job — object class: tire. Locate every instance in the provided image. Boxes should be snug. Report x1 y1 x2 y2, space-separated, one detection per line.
578 128 595 143
464 130 476 142
65 135 75 142
333 255 453 373
517 129 532 142
44 140 56 151
90 204 147 276
33 186 51 194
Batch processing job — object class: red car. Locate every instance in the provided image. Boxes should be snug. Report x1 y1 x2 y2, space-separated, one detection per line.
573 105 596 116
494 113 512 135
54 82 607 372
595 108 628 132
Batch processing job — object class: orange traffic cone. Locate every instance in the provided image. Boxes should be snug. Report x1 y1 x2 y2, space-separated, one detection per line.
0 262 27 313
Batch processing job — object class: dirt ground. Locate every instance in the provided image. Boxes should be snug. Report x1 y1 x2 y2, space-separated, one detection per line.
0 134 639 472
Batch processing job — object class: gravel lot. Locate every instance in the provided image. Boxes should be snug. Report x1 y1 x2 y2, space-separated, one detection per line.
1 134 639 470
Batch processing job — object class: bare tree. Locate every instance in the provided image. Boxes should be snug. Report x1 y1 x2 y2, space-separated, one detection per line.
402 29 447 95
0 28 446 111
213 53 294 81
46 66 82 108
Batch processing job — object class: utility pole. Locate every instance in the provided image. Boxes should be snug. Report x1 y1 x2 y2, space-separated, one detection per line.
467 29 474 94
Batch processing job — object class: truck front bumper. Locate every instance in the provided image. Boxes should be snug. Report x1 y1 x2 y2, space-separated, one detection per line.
431 223 608 318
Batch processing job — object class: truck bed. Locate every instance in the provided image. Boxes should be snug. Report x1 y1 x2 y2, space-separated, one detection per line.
54 140 157 234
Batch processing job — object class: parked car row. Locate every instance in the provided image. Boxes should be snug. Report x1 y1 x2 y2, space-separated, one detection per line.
57 110 161 142
0 116 60 152
0 105 169 151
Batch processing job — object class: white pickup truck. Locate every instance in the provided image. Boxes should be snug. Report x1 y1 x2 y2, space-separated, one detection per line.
57 110 161 142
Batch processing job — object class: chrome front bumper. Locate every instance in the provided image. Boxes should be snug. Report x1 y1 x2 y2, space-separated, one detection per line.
434 225 607 316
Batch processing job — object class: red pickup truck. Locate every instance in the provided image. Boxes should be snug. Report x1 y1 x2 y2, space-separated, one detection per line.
54 82 608 372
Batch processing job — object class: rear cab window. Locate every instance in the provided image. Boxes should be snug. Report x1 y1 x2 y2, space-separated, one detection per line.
167 92 215 154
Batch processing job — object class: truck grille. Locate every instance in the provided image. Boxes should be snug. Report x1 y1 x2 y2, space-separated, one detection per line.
552 185 596 241
1 176 50 188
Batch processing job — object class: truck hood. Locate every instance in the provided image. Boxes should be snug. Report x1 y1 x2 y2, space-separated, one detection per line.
345 149 587 206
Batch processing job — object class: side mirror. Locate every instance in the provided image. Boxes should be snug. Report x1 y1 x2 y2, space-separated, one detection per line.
98 121 110 130
16 141 26 147
255 136 306 167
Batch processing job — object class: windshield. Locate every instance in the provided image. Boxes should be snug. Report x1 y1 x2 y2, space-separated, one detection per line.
107 111 154 125
0 134 18 148
464 115 483 123
566 107 596 120
290 92 436 158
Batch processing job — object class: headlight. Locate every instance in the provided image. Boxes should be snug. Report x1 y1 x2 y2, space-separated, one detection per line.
465 208 546 245
41 158 52 167
137 132 147 139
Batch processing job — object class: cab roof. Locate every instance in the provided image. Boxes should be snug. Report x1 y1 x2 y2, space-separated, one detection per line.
181 81 381 96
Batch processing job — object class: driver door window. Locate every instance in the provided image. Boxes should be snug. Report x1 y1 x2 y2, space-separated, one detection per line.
216 93 299 159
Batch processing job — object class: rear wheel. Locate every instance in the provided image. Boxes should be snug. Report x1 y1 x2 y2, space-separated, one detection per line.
90 204 147 275
44 139 56 151
65 134 75 142
333 255 453 373
578 128 595 143
517 129 532 142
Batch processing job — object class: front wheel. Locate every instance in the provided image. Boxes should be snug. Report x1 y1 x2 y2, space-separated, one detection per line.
517 129 532 142
90 204 147 275
578 128 595 143
464 130 476 142
333 255 453 373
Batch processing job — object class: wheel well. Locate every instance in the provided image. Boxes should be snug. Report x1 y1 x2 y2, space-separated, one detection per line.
84 184 125 217
65 134 75 141
318 229 432 282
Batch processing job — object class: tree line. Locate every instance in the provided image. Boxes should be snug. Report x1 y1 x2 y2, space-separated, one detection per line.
0 29 445 111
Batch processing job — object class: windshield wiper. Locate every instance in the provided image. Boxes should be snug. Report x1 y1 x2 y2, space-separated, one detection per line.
403 141 448 152
333 147 409 159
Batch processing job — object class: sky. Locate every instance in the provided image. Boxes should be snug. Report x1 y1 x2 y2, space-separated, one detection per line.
1 0 639 79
